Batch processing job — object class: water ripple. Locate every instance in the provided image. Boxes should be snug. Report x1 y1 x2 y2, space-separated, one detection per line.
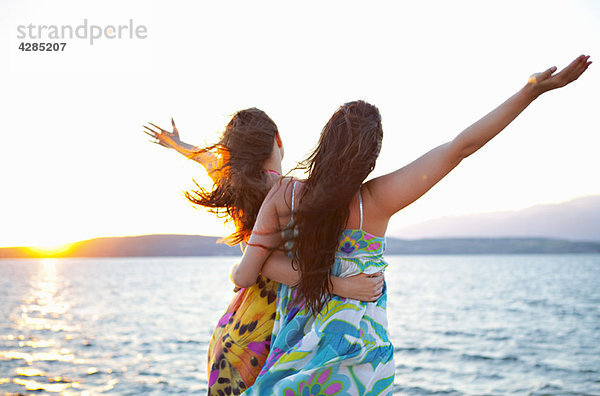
0 255 599 395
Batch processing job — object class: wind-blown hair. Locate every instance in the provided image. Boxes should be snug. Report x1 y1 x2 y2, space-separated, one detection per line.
186 108 279 245
288 100 383 314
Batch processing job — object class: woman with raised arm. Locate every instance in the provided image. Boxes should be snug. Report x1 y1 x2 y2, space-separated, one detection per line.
232 55 591 395
143 108 384 395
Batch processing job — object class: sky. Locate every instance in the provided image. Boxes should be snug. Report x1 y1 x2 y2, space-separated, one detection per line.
0 0 598 248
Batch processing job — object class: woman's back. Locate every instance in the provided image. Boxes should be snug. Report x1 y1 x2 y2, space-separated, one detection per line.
244 181 395 395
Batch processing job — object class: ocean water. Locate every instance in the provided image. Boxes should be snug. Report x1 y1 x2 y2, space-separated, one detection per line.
0 255 598 395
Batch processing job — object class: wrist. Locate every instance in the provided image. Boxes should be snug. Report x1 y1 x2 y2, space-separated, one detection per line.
330 276 348 298
520 82 543 102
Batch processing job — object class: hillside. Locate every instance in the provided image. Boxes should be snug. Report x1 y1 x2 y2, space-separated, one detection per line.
391 195 600 241
1 234 599 259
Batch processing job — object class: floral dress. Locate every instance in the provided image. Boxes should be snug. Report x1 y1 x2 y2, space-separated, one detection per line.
207 274 279 395
244 189 395 395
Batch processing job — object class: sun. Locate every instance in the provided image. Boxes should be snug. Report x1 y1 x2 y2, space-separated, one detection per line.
28 242 73 257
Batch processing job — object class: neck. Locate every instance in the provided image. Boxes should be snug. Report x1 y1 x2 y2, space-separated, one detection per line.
264 169 281 176
263 169 281 188
262 157 282 175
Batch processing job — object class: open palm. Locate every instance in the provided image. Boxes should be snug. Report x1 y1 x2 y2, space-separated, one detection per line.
530 54 591 94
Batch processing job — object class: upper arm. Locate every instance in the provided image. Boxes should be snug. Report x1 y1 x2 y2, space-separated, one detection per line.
231 181 289 287
261 250 299 286
366 139 465 218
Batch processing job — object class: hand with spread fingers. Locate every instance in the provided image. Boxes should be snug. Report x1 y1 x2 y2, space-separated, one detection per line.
142 118 219 177
143 117 182 150
527 54 591 97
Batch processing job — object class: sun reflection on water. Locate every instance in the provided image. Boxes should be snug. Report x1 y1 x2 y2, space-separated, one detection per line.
3 258 81 393
15 366 45 377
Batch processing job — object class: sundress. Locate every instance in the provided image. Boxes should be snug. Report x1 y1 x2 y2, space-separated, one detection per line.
244 185 395 395
207 274 279 395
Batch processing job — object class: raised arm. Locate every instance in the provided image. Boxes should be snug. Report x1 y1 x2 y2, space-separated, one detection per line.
143 118 220 181
260 250 384 302
367 55 591 220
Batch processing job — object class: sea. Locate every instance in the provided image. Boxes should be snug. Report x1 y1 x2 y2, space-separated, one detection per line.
1 255 599 395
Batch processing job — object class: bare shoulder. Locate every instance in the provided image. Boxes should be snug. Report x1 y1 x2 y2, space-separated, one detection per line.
267 177 295 198
362 177 388 210
360 181 391 234
362 140 462 220
265 177 305 211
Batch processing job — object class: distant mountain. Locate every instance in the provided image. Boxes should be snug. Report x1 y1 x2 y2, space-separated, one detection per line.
385 237 600 255
1 234 599 259
0 234 240 259
391 195 600 242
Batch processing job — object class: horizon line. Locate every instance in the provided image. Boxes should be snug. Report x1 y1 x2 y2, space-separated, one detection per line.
2 193 598 249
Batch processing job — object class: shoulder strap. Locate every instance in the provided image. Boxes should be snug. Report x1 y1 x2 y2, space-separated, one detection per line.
358 187 363 230
291 180 297 220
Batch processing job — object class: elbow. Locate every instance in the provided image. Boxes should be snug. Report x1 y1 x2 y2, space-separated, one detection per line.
455 143 476 162
455 141 474 160
450 137 477 161
231 266 255 289
462 141 481 159
236 279 255 289
459 149 473 161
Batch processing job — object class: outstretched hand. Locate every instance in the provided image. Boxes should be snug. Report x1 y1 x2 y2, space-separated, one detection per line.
528 54 591 96
143 118 181 149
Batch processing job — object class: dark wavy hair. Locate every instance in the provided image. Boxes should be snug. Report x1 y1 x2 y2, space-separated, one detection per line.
185 108 279 245
288 100 383 314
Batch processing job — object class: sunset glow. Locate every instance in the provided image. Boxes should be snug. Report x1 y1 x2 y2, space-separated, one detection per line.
28 243 73 257
1 1 598 248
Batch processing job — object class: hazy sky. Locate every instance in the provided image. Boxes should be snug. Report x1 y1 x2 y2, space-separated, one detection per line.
1 0 598 248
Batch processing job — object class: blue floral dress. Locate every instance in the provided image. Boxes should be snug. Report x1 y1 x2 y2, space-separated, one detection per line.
244 189 395 395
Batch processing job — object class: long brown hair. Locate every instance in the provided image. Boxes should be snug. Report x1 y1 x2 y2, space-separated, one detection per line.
186 108 279 245
288 100 383 314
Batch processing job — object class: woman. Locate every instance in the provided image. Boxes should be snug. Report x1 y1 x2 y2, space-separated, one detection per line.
232 55 591 395
144 108 385 395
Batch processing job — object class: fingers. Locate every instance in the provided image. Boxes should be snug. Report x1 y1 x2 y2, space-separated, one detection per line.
561 55 585 75
369 272 384 301
370 286 384 302
143 125 162 146
565 55 591 82
143 129 157 139
539 65 557 81
558 54 587 75
367 276 384 290
346 271 386 301
171 117 179 134
143 124 159 136
554 55 591 87
568 54 589 69
148 122 167 133
144 122 179 147
533 54 591 93
370 272 384 285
